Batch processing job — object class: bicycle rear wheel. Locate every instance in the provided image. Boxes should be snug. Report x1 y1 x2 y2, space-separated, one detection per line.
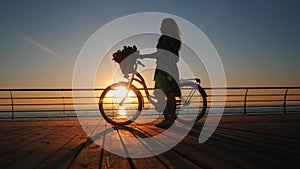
177 82 207 123
99 82 143 125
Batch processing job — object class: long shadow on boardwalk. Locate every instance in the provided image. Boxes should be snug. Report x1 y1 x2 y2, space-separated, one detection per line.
0 114 299 169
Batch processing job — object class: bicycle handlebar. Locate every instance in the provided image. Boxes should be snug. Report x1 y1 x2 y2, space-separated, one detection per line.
136 60 145 67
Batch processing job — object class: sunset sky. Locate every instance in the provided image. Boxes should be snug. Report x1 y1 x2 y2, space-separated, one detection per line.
0 0 299 88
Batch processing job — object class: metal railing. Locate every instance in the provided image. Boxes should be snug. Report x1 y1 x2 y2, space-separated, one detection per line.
0 87 299 120
208 87 300 115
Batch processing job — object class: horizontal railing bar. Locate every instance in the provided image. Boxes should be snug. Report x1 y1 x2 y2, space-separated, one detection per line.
0 106 298 113
243 99 300 102
207 94 281 97
2 97 66 100
210 99 300 102
3 94 298 99
0 100 298 107
228 100 283 102
0 116 78 119
0 97 61 100
0 96 122 100
246 94 300 97
0 109 97 112
0 99 298 106
1 104 297 109
0 88 103 91
244 94 286 96
204 87 300 90
2 105 297 110
205 105 300 108
1 86 300 92
3 111 291 120
207 100 284 103
206 95 244 97
207 94 298 97
18 95 299 99
0 104 13 106
0 109 69 112
0 103 89 106
0 96 298 100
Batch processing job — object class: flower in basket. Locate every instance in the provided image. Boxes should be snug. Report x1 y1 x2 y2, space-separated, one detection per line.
112 45 139 77
112 45 137 63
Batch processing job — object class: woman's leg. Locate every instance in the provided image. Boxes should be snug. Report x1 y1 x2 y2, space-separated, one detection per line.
156 94 176 128
163 94 176 121
167 95 176 121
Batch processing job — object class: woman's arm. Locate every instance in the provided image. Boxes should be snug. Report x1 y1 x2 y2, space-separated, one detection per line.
139 51 158 59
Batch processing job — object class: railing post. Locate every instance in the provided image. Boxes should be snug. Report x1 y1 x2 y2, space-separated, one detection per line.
283 88 288 114
244 89 248 115
9 90 14 120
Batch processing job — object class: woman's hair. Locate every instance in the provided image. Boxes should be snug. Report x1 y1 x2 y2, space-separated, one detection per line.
161 18 181 41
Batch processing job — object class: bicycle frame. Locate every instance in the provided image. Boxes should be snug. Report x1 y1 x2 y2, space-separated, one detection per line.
121 60 207 108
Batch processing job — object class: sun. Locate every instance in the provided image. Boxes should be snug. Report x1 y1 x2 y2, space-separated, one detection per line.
110 86 137 117
112 86 128 103
111 86 136 100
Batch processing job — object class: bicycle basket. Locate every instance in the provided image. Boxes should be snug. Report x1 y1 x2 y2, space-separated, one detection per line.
112 45 138 76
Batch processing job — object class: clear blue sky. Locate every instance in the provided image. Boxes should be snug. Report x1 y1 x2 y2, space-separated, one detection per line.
0 0 299 88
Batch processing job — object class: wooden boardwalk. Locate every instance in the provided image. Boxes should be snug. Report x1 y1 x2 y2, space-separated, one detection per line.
0 114 299 169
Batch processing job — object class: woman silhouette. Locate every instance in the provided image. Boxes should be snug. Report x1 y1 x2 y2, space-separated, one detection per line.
139 18 181 128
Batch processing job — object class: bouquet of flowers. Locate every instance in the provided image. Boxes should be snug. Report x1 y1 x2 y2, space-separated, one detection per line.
112 45 137 63
112 45 139 77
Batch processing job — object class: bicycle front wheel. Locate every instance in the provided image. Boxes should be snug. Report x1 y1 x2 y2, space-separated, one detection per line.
99 82 143 125
177 82 207 123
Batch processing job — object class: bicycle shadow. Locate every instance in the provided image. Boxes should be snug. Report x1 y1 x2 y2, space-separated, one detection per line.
41 125 112 168
43 120 205 168
42 123 150 168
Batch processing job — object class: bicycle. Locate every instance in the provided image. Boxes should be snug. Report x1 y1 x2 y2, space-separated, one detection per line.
98 46 207 125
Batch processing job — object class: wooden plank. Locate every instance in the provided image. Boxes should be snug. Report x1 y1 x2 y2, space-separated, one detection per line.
6 126 84 169
68 119 106 169
0 126 70 168
36 133 87 169
174 123 259 169
133 123 204 169
100 124 131 169
0 126 41 143
68 139 102 169
115 125 167 169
